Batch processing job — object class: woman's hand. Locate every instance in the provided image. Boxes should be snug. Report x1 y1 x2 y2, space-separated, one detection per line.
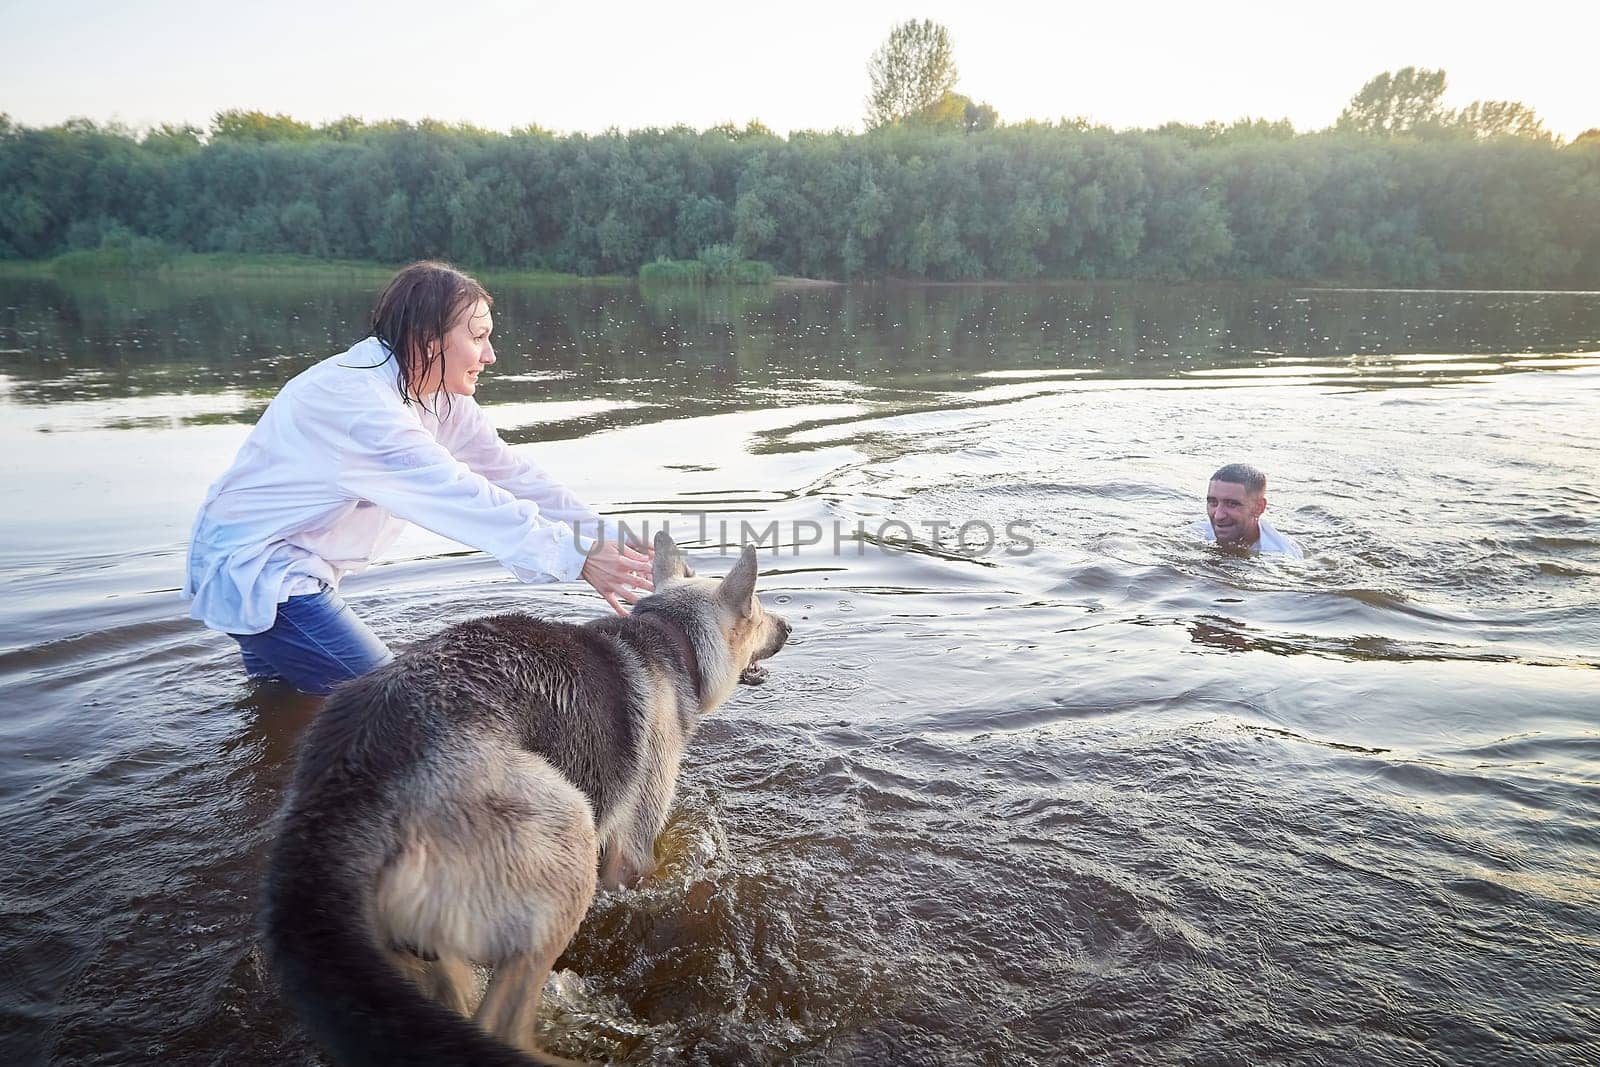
581 539 655 615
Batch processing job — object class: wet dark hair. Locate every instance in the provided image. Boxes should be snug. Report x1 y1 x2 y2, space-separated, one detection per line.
366 261 491 410
1211 463 1267 494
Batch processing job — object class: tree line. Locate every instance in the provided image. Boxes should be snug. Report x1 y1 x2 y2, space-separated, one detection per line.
1 71 1596 288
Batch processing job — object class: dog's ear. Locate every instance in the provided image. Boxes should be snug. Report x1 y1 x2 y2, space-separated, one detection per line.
652 529 694 585
718 544 759 615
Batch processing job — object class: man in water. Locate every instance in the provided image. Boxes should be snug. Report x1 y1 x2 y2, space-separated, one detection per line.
1191 463 1303 558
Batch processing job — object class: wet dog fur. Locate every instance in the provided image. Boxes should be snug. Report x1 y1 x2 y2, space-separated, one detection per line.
262 533 789 1065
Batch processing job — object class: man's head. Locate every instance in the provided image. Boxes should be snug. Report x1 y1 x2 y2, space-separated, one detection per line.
1205 463 1268 547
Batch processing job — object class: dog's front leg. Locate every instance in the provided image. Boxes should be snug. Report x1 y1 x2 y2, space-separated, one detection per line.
597 750 675 891
598 833 654 891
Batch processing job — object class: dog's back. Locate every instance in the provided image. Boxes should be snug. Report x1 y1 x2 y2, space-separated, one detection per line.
265 615 656 1066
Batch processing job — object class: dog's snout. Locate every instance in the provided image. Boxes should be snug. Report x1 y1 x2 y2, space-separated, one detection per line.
768 613 792 653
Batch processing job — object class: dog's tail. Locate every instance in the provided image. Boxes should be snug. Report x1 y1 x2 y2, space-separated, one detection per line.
263 801 563 1067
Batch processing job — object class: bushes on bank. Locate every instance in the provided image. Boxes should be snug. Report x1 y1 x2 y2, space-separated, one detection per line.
2 114 1596 287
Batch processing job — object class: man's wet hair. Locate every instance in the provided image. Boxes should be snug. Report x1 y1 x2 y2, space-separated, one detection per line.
1210 463 1266 495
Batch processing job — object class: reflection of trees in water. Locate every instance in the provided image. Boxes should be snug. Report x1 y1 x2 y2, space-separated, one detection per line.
2 277 1596 414
0 274 367 403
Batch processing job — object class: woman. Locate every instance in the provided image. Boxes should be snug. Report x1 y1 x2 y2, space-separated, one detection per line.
184 261 651 694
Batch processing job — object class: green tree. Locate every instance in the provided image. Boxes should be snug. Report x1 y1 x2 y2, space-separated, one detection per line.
674 194 730 257
1 109 1596 287
900 92 1000 133
1336 67 1448 136
141 123 203 156
318 116 374 141
372 190 416 262
963 98 1000 133
211 110 315 142
865 19 959 130
905 92 967 130
1449 100 1551 142
707 120 779 141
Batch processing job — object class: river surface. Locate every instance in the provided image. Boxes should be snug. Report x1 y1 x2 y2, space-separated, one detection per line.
1 275 1597 1066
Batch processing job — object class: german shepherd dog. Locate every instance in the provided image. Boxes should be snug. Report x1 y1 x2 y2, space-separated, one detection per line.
263 533 790 1065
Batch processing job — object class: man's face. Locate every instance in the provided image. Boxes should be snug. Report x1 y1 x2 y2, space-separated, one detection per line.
435 299 496 396
1206 479 1266 546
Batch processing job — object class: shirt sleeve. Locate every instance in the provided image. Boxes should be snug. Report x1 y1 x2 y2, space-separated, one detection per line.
338 404 592 583
440 398 612 546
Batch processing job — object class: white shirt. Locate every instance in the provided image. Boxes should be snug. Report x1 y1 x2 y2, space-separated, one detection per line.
184 338 606 635
1188 517 1304 559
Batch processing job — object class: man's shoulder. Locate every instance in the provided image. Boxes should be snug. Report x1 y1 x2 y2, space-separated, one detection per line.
1255 519 1303 559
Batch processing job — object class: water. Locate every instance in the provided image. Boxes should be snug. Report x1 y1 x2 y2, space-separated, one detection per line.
2 275 1598 1065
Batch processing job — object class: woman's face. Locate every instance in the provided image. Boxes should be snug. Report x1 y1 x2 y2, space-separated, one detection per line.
429 298 495 397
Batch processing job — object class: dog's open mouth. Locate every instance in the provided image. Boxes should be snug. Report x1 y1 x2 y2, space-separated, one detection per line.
739 614 790 686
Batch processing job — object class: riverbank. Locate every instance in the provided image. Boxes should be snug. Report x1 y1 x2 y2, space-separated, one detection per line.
0 252 854 291
8 256 1595 297
0 253 627 286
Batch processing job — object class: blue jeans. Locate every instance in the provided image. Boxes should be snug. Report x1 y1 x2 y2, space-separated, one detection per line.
232 584 393 695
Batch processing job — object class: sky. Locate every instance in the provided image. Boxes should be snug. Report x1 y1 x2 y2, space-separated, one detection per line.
2 0 1595 140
